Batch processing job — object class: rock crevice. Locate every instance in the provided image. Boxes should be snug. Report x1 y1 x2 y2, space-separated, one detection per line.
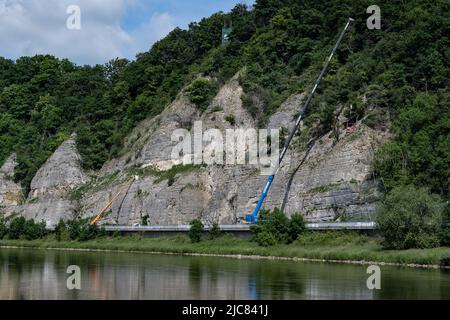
7 77 389 225
0 154 23 217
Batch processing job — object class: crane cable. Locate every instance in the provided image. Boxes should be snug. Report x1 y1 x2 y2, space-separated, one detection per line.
246 17 355 223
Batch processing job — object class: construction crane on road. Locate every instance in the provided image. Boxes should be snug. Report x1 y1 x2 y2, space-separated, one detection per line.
245 17 355 223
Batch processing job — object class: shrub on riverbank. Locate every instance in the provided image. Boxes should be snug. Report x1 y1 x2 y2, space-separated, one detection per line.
59 219 105 241
0 219 7 239
250 208 306 247
0 216 105 242
376 185 444 249
1 233 449 267
23 219 47 240
55 219 70 241
1 216 47 240
295 231 369 246
8 216 26 239
189 219 204 243
441 204 450 247
209 223 222 239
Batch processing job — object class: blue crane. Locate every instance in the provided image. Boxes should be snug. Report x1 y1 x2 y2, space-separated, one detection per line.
245 17 355 223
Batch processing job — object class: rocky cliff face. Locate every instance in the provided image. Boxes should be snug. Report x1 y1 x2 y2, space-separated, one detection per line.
3 76 390 224
16 134 90 223
29 134 90 199
0 154 23 217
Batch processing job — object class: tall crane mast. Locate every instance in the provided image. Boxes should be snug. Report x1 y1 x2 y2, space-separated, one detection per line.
246 18 355 223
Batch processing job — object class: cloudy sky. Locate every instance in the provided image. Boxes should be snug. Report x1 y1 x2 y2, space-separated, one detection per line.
0 0 254 65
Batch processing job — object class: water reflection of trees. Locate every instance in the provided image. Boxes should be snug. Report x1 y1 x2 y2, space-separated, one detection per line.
0 249 61 299
374 267 449 300
1 249 448 300
250 263 305 299
2 249 305 299
184 257 305 299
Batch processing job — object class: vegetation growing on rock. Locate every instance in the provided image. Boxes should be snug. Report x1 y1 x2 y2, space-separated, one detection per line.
0 0 449 249
0 0 448 203
187 79 220 111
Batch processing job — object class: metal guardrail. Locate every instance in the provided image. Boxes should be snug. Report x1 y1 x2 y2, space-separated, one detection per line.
306 221 376 230
102 224 251 232
100 222 376 232
45 222 376 232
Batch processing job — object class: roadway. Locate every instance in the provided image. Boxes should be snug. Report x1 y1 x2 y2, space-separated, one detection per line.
102 222 376 238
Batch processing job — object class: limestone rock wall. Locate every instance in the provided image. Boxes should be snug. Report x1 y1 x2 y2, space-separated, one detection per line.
6 75 389 225
0 154 23 217
17 134 90 223
280 123 387 221
28 134 90 199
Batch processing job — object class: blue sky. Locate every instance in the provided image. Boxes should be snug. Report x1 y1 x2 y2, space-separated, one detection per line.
120 0 254 59
0 0 254 65
122 0 253 31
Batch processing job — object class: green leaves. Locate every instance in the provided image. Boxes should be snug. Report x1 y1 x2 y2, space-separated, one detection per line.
23 219 47 240
375 93 449 196
441 204 450 247
251 208 306 246
376 185 444 249
0 0 449 203
65 219 103 241
31 95 62 136
0 84 33 120
7 216 26 240
189 219 204 243
187 79 219 111
0 219 8 239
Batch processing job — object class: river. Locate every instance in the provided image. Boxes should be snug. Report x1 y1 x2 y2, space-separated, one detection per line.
0 248 449 300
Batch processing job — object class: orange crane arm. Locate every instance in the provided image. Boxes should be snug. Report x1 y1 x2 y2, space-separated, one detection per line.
90 177 135 225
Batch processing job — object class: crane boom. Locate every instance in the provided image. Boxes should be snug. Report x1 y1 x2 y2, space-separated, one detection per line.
90 176 136 225
245 17 354 223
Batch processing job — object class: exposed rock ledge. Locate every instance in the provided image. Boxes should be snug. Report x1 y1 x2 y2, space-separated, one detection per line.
4 76 390 225
0 154 23 217
16 134 90 223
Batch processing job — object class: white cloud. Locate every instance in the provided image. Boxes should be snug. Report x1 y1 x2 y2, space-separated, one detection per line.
0 0 174 65
127 12 175 56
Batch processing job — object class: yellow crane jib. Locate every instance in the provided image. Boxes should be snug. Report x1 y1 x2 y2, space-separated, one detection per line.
90 175 138 225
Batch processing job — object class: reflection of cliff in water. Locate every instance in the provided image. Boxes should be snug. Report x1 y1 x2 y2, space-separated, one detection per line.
1 248 449 300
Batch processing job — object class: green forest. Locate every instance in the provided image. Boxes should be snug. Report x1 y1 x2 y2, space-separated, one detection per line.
0 0 449 207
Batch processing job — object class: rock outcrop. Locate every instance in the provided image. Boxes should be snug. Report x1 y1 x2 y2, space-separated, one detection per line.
279 123 387 221
77 76 388 225
0 154 23 217
18 134 90 223
29 134 90 199
6 76 390 225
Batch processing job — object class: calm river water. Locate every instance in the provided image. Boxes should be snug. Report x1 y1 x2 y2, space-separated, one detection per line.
0 248 449 300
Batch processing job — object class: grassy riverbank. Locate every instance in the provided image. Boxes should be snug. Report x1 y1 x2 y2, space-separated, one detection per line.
1 232 449 268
